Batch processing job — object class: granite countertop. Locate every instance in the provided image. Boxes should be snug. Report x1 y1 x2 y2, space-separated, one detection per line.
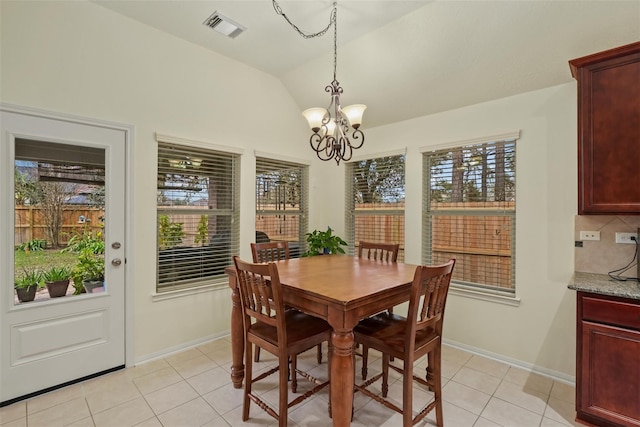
569 271 640 300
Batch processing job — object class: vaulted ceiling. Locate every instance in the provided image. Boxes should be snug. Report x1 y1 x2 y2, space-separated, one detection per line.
94 1 640 128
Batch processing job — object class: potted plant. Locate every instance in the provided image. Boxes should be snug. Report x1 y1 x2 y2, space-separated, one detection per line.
304 227 348 256
72 249 105 294
43 266 71 298
14 268 43 303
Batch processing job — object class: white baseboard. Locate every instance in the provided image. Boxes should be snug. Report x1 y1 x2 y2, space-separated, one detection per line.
443 338 576 385
134 330 230 366
134 332 576 386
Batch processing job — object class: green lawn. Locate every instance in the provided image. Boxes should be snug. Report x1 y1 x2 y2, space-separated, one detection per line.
14 249 78 278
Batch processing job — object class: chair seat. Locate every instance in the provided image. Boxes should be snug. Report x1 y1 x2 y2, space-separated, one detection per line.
355 313 439 361
250 310 331 355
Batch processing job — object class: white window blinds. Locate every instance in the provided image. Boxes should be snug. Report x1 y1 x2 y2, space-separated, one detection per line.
255 157 308 258
157 141 240 290
423 138 516 293
346 154 405 261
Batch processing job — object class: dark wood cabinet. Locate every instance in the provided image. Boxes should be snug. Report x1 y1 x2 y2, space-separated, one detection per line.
576 292 640 427
569 42 640 215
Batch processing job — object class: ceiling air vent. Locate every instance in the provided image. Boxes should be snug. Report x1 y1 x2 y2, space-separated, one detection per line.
203 11 246 39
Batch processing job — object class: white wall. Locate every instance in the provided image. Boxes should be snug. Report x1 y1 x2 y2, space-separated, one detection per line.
0 0 312 360
2 1 577 378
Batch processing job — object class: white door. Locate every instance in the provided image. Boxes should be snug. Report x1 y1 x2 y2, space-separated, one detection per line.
0 107 127 403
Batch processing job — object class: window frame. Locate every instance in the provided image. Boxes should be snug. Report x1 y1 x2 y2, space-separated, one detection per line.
155 134 241 294
255 153 309 258
421 132 520 304
345 150 406 260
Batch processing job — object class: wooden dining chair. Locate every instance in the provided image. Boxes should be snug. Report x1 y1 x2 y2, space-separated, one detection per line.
233 256 331 427
358 241 400 263
250 241 323 364
353 259 456 427
251 241 290 263
357 240 400 379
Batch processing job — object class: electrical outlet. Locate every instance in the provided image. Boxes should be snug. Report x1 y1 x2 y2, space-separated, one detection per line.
615 232 638 244
579 231 600 241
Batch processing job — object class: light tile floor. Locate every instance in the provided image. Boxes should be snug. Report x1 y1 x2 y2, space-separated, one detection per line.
0 337 578 427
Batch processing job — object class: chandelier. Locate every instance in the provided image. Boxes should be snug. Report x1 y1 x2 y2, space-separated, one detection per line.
274 1 366 165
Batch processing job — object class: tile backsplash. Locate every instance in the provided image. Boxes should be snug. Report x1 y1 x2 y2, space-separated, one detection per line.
574 215 640 275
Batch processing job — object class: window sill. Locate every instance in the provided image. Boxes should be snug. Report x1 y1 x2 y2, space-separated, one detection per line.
449 284 521 307
151 281 228 302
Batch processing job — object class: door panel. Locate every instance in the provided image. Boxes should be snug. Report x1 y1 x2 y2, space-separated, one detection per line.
0 108 126 403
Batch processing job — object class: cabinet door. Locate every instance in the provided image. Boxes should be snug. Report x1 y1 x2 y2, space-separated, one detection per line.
579 321 640 426
574 45 640 214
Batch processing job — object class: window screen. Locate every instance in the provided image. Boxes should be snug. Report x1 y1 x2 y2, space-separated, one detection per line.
346 154 405 261
423 138 516 293
157 140 240 291
255 157 308 258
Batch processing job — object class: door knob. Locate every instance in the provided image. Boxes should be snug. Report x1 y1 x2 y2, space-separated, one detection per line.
111 258 122 266
111 242 121 249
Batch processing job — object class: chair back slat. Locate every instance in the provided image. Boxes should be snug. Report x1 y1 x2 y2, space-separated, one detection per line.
251 241 291 263
406 260 455 349
358 241 400 262
234 256 284 330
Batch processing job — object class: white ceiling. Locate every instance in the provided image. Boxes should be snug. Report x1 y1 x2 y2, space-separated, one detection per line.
94 1 639 128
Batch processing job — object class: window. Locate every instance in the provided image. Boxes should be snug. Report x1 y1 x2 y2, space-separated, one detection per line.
255 156 308 258
346 153 405 260
422 134 517 295
156 138 240 291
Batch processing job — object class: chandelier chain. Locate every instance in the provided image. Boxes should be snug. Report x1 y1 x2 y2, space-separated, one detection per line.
333 5 338 80
272 1 337 40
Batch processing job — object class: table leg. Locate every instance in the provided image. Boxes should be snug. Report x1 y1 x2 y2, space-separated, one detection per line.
230 279 244 389
330 329 355 427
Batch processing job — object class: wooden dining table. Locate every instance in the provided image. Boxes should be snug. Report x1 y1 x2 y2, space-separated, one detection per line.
227 254 418 427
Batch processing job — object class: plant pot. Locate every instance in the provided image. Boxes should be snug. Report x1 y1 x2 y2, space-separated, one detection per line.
83 280 104 293
15 285 37 302
45 280 70 298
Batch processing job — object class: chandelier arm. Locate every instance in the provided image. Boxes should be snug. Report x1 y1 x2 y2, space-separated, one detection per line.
349 129 365 150
309 133 325 153
338 135 348 164
310 134 336 162
272 1 337 39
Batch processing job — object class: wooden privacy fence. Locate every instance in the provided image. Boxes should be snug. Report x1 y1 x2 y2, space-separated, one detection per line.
14 206 104 247
353 204 405 261
429 202 515 289
256 209 301 243
351 201 514 289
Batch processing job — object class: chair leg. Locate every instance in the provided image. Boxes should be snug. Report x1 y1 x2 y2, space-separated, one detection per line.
433 347 444 427
403 360 414 427
361 345 369 380
279 354 289 427
386 308 395 362
291 354 298 393
381 353 389 397
254 346 261 363
426 351 435 391
328 340 333 419
316 343 322 364
243 342 253 421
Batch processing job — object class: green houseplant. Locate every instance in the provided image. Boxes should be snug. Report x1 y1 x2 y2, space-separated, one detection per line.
304 227 348 256
14 268 43 303
72 249 105 294
43 265 71 298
